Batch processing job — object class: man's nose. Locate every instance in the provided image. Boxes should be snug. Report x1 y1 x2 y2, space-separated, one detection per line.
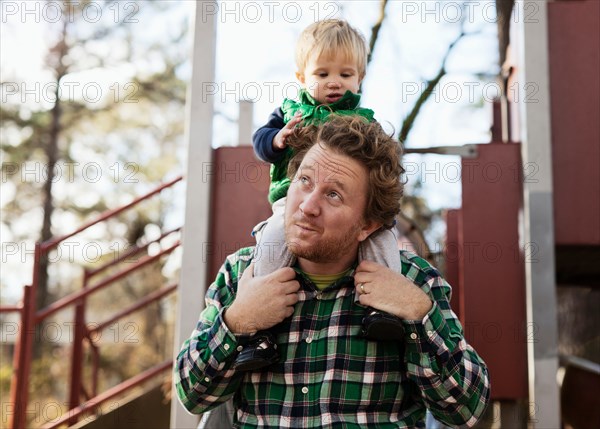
299 191 320 217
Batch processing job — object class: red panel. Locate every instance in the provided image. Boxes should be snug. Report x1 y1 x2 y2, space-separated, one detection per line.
443 209 462 321
460 143 528 399
548 1 600 245
207 147 272 283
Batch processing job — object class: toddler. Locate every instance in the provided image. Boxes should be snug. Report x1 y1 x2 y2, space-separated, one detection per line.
235 19 405 371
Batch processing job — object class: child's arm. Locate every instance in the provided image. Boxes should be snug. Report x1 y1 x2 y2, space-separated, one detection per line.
253 109 302 163
253 108 286 163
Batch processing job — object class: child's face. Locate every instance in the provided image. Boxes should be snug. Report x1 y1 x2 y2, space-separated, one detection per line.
296 53 362 105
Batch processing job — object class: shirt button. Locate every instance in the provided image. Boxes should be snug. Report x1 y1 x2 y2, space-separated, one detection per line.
305 337 313 344
301 386 309 394
204 377 210 383
316 292 322 300
426 330 433 337
236 345 243 352
224 344 230 351
410 333 418 340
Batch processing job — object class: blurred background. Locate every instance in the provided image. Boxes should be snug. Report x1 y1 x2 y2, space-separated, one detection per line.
1 1 598 428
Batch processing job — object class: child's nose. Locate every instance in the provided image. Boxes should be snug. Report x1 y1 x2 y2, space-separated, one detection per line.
327 80 341 89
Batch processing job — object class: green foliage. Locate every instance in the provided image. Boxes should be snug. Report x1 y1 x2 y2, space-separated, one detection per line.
1 0 187 287
0 361 11 396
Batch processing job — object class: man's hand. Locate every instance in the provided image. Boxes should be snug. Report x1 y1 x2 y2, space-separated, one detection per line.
354 260 433 321
224 265 300 334
273 112 303 150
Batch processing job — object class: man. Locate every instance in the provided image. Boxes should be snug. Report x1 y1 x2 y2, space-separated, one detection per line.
175 116 490 428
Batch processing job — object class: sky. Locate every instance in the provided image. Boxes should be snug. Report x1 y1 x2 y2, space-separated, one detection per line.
1 0 500 301
208 1 499 203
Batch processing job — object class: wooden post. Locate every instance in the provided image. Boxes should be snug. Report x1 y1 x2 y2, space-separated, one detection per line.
238 100 254 146
514 1 561 426
170 2 217 428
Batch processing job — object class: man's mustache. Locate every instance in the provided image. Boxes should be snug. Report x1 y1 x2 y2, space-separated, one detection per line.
290 214 321 232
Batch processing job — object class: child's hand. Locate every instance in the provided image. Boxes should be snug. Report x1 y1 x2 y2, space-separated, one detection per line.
273 112 303 150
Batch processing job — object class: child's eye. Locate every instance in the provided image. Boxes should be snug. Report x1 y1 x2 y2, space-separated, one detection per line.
318 72 328 78
341 73 352 78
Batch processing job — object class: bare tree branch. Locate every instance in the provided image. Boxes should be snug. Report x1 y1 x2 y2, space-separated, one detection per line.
398 30 468 143
398 0 483 145
367 0 389 67
360 0 388 94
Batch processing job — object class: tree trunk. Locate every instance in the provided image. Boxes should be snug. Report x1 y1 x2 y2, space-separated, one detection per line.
36 77 62 312
34 21 68 359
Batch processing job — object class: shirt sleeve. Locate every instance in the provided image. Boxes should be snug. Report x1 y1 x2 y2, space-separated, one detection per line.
252 107 288 163
173 254 249 414
402 273 491 427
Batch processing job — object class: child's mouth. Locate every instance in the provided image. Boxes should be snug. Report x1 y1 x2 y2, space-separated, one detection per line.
326 93 342 103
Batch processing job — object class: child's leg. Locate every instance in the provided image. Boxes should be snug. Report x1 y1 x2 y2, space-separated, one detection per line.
234 199 290 372
358 228 401 273
357 228 405 341
253 198 295 277
235 199 292 371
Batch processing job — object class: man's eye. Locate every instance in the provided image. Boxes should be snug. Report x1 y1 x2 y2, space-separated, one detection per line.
328 191 341 200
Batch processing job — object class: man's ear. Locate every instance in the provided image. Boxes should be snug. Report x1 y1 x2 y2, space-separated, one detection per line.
296 71 305 84
357 220 382 242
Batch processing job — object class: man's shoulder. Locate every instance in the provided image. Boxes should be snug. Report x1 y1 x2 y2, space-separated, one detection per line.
399 249 431 269
224 246 254 266
399 250 441 283
218 247 255 282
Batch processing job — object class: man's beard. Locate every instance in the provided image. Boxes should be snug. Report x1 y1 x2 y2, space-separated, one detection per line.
285 218 363 263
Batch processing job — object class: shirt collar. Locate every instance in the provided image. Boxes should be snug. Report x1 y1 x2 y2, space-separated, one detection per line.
292 262 358 293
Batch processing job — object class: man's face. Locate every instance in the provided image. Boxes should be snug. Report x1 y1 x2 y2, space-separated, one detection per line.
284 143 379 267
296 53 362 105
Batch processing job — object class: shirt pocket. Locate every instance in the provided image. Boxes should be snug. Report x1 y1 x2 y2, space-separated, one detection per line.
320 335 407 414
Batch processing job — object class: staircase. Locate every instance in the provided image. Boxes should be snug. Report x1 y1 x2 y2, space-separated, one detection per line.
68 382 170 429
0 177 182 429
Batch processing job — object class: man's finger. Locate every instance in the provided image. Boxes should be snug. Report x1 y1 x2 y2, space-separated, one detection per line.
355 260 380 273
284 293 299 306
358 293 370 307
353 271 373 286
272 267 297 281
281 279 301 293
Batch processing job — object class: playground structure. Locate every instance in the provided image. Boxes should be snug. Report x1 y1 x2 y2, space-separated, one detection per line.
1 1 599 428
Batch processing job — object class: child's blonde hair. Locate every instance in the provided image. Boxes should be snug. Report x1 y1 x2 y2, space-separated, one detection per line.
295 19 369 79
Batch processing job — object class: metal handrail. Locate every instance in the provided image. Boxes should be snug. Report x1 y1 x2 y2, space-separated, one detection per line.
86 227 181 278
34 242 180 323
88 283 178 335
7 176 183 429
0 305 23 313
559 354 600 375
83 282 178 401
39 176 182 253
41 360 173 429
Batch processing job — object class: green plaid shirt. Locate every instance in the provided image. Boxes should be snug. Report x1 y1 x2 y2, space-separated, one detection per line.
175 248 490 428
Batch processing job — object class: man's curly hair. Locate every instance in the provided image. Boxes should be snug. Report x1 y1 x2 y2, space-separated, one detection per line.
286 115 404 229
